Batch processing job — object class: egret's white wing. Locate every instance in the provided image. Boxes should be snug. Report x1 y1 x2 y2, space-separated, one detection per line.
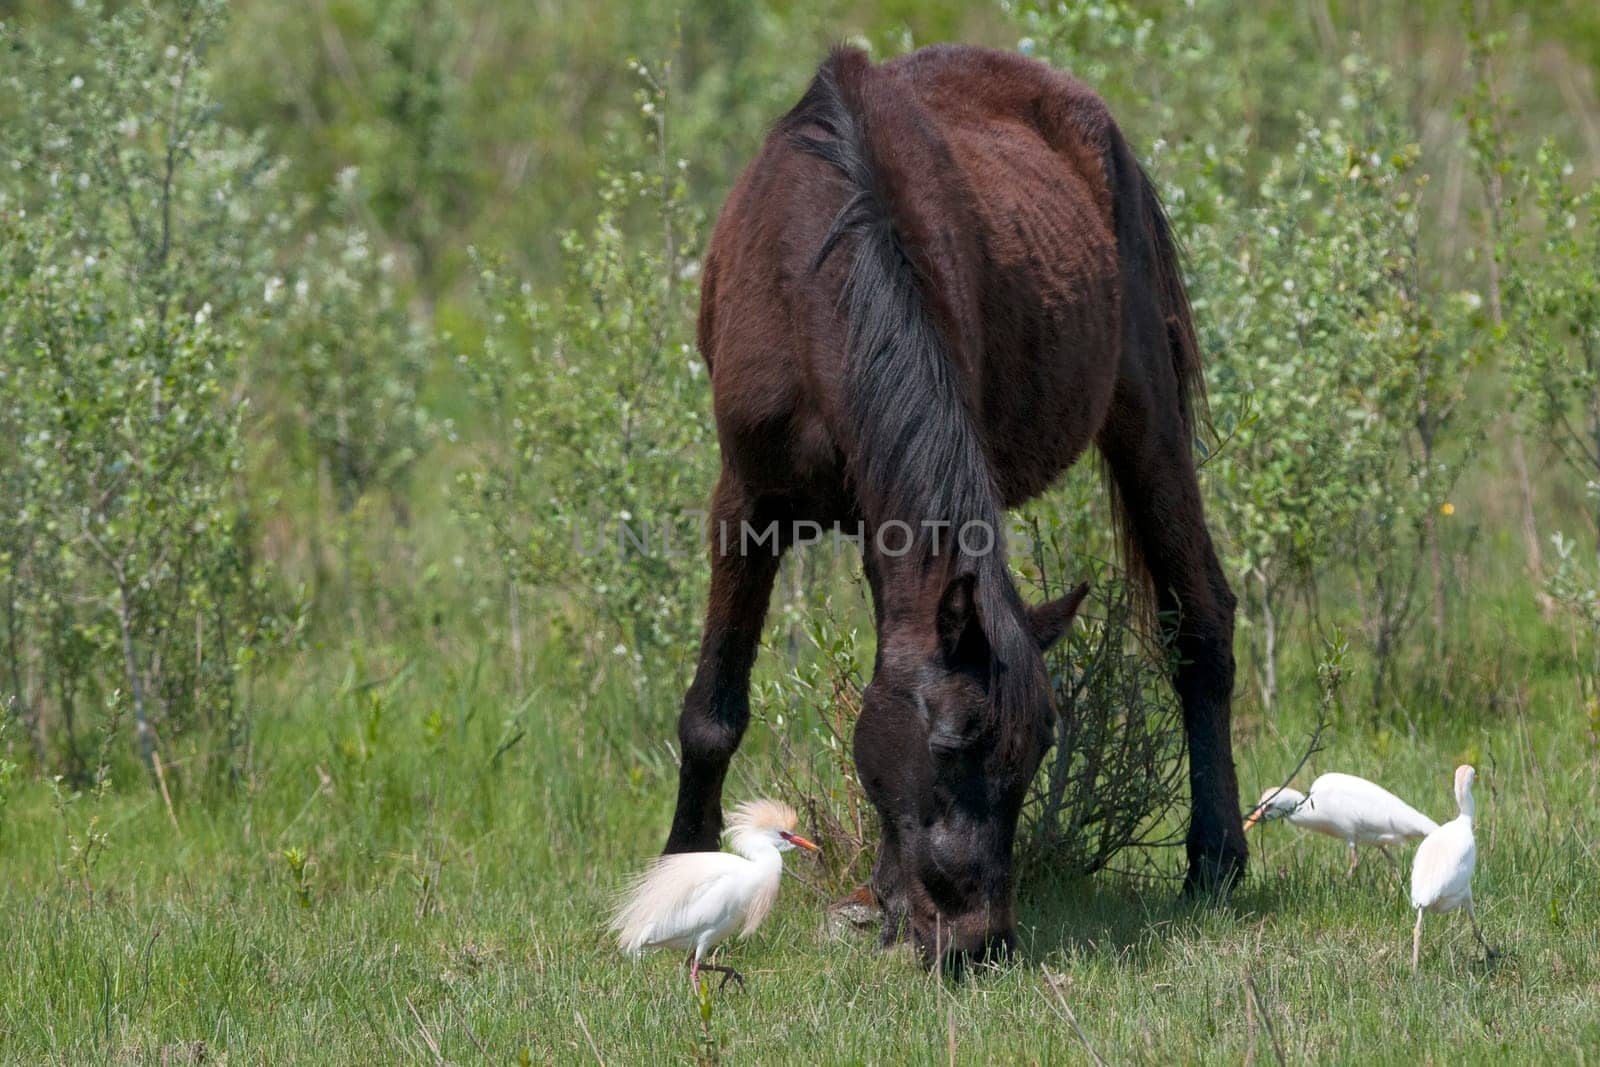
610 852 755 953
1410 820 1475 912
1311 773 1441 841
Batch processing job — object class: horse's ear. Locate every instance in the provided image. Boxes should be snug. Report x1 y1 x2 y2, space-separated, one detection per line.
1027 581 1089 652
935 572 988 665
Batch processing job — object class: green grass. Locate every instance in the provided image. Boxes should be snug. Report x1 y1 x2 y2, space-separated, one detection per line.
2 615 1598 1065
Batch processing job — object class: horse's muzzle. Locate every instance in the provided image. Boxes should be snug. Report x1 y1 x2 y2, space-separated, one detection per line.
912 909 1018 976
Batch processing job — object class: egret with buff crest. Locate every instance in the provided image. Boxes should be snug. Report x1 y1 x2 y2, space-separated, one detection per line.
613 799 819 991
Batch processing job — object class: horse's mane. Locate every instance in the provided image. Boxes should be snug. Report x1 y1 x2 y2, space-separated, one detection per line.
782 47 1051 759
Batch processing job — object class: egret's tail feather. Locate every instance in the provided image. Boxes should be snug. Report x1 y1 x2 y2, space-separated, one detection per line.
609 853 719 953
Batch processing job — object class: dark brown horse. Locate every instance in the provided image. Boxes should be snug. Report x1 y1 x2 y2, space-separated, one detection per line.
664 44 1245 969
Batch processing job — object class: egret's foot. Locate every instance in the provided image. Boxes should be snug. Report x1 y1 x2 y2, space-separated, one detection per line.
1468 903 1498 966
701 963 746 990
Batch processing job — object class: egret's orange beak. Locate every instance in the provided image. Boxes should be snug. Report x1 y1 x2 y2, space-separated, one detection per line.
782 831 821 853
1243 808 1264 832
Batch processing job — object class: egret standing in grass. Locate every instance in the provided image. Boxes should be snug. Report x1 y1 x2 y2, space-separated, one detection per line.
611 799 819 991
1410 764 1490 971
1244 772 1440 875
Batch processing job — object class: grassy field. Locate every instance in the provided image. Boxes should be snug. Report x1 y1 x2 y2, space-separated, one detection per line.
2 584 1597 1065
6 3 1600 1064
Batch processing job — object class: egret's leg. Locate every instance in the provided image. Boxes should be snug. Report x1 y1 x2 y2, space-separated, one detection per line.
688 951 701 994
1377 844 1400 874
1345 843 1360 877
1411 908 1424 972
1467 898 1492 959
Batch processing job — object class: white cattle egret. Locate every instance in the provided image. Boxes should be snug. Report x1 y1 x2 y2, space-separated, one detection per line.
611 799 819 991
1410 764 1490 971
1245 771 1439 874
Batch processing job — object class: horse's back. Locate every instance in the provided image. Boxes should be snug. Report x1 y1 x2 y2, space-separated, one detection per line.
885 48 1124 499
701 45 1126 506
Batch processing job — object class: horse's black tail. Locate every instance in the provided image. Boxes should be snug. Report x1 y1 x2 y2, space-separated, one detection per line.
1103 126 1209 442
784 47 1049 757
1101 127 1210 621
1142 162 1208 440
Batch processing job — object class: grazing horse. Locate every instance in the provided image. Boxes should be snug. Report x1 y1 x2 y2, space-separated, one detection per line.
664 44 1245 969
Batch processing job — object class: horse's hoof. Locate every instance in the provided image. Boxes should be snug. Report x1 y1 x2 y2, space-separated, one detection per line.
1182 849 1247 898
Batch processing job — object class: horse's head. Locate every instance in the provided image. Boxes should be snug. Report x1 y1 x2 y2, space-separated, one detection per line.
854 570 1087 972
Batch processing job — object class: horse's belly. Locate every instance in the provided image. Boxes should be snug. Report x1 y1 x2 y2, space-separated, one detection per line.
941 124 1122 503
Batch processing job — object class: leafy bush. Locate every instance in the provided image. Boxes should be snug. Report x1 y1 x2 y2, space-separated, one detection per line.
1510 144 1600 558
1192 62 1480 709
751 599 876 895
0 2 434 786
454 61 713 701
256 176 436 624
1019 557 1187 881
0 2 279 783
1508 141 1600 718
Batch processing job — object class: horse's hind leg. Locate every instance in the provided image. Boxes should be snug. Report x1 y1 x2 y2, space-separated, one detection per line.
665 473 786 854
1099 380 1247 894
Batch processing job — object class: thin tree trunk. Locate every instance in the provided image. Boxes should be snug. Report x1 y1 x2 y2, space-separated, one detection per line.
1473 13 1544 581
508 579 524 697
113 567 156 774
53 612 83 782
1425 507 1446 653
1490 174 1545 584
1507 427 1543 575
1371 616 1389 709
3 576 49 768
1250 566 1278 715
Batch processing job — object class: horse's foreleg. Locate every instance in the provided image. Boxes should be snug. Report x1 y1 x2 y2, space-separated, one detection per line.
665 478 784 854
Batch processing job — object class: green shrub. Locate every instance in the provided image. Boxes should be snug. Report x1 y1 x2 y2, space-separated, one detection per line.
0 2 278 783
454 60 713 705
0 2 430 787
